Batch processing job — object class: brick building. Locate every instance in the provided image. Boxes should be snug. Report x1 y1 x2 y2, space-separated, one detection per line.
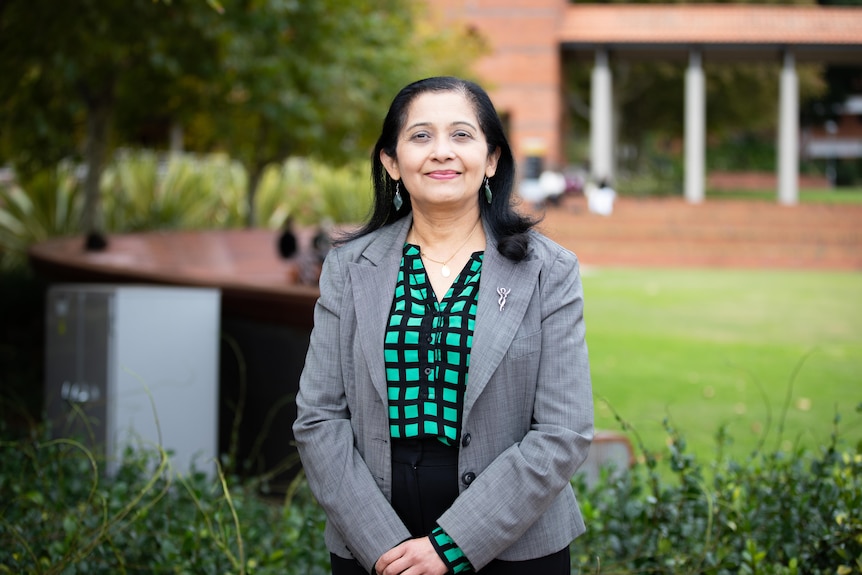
429 1 862 203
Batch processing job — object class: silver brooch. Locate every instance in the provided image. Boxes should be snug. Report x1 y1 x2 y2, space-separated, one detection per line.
497 287 511 312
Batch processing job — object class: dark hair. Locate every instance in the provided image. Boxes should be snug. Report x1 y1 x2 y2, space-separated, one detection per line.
340 76 536 261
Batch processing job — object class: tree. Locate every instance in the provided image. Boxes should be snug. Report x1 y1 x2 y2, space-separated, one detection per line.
0 0 218 241
0 0 487 232
188 0 487 225
188 0 409 225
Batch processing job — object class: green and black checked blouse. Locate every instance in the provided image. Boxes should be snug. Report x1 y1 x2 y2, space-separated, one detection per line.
385 244 482 446
384 243 482 574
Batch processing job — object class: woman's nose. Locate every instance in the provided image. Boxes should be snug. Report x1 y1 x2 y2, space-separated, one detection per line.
431 138 455 160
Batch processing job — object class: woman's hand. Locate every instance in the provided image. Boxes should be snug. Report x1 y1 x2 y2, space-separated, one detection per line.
375 537 448 575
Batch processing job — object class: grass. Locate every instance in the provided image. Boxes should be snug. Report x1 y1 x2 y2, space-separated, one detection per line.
706 187 862 204
582 267 862 465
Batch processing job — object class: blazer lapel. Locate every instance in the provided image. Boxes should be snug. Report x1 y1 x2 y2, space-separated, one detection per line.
465 231 541 415
347 217 540 415
349 216 412 405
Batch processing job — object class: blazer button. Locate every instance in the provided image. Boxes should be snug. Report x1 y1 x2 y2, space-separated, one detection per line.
461 433 471 447
462 471 476 486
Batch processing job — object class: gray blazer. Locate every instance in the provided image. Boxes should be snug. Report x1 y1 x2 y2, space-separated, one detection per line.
292 215 593 572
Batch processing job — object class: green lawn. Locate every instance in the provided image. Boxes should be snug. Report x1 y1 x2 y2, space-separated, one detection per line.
582 267 862 465
707 187 862 204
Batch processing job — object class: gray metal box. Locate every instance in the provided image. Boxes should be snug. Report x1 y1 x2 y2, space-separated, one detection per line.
44 284 221 476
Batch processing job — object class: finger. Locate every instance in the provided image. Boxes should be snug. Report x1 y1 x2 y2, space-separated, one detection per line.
374 557 392 575
380 556 408 575
375 546 404 574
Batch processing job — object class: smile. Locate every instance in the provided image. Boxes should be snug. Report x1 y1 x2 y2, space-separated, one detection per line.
426 170 460 180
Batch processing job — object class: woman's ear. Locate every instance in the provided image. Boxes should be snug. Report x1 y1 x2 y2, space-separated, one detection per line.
379 150 400 181
486 146 502 178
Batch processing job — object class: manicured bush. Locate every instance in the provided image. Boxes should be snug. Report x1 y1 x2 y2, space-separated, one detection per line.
0 424 330 574
573 409 862 575
2 404 859 575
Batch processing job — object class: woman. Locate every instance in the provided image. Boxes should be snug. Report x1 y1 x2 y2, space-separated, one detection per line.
293 77 593 575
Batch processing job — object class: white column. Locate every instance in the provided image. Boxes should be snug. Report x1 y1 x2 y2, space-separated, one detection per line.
684 50 706 204
590 49 613 182
778 51 799 205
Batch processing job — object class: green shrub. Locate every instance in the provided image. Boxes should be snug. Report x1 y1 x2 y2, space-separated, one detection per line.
0 161 83 270
706 133 775 173
101 149 248 232
254 157 372 229
0 425 330 575
614 152 684 198
0 151 371 271
615 169 683 198
0 151 249 271
573 407 862 575
2 402 859 574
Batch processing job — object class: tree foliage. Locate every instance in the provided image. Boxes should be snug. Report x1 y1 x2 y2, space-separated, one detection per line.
0 0 218 234
189 0 487 224
0 0 487 230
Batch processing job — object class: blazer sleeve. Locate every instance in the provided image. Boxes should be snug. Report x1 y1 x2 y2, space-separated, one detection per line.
437 248 594 569
292 247 411 571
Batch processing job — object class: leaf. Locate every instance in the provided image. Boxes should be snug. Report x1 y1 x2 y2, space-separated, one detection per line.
24 490 45 506
62 515 78 538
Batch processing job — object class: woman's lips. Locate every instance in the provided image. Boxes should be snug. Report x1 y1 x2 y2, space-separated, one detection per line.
426 170 460 180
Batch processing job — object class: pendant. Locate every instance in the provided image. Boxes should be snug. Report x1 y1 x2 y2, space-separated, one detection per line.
440 265 451 278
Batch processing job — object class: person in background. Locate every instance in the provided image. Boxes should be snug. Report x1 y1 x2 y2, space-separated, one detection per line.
293 76 593 575
538 168 567 207
585 177 616 216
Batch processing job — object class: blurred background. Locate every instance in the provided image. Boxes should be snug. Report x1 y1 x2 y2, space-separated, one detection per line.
1 0 860 493
1 1 861 573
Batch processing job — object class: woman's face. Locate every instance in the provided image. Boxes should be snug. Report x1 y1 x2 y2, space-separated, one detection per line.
381 90 500 216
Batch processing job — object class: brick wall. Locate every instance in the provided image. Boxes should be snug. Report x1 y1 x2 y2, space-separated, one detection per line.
428 0 568 169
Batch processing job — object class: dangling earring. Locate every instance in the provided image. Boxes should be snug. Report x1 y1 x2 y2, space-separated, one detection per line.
393 181 403 211
484 177 493 204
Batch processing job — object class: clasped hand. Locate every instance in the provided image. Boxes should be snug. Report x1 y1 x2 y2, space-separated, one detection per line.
374 536 448 575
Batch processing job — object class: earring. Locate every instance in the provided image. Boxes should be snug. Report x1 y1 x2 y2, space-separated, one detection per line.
484 177 493 204
393 181 403 211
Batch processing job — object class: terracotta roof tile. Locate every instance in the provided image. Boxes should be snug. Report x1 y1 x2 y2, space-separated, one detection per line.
561 4 862 46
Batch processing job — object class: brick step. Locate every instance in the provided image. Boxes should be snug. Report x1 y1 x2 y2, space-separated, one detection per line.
553 199 862 223
565 209 862 226
545 224 861 244
568 241 861 270
533 197 862 270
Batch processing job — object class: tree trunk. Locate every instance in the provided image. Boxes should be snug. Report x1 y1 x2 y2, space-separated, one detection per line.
169 122 184 153
245 120 276 228
81 98 112 238
246 162 264 228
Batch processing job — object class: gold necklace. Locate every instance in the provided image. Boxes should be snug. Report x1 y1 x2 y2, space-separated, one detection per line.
415 219 481 278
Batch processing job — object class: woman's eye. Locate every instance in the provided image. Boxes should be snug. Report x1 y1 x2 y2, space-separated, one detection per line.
453 131 473 140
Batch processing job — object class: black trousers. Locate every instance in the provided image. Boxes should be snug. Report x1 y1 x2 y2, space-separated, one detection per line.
330 438 570 575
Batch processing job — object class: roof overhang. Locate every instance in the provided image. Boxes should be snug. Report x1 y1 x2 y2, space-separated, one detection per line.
560 4 862 64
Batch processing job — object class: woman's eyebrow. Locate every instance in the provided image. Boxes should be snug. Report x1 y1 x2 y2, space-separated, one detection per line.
405 120 478 131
